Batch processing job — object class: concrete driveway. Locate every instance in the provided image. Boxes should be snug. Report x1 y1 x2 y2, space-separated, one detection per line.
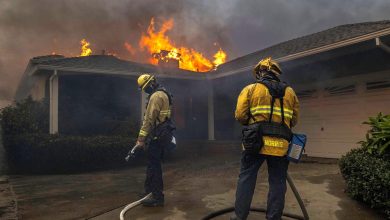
6 142 385 220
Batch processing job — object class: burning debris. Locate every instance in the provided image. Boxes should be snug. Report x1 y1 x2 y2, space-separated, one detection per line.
152 49 181 68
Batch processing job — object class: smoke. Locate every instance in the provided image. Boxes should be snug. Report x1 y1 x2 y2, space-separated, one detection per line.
226 0 390 56
0 0 389 101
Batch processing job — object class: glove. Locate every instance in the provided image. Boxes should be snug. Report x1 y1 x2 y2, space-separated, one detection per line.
125 144 144 161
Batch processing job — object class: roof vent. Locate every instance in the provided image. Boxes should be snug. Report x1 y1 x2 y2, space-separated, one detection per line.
325 85 355 96
296 89 317 99
366 80 390 91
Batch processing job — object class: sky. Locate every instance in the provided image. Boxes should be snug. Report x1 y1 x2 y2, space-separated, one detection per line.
0 0 389 101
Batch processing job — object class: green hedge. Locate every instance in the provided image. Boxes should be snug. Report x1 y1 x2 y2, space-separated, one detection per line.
0 97 141 173
4 134 139 173
340 148 390 218
0 97 49 135
340 113 390 218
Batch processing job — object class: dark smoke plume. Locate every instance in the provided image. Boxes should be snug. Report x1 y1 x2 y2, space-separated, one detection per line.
0 0 389 104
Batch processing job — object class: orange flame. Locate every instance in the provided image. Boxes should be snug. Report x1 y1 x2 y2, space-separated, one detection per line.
139 18 227 72
213 48 227 68
80 38 92 56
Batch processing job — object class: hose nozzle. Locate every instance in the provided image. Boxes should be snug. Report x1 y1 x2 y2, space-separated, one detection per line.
125 144 143 162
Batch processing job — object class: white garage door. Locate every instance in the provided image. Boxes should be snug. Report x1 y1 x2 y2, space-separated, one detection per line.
294 79 390 158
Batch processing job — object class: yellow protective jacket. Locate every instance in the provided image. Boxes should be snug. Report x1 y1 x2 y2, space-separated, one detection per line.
235 82 299 156
138 90 172 142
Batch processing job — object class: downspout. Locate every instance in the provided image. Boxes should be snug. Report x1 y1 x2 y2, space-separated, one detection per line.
376 37 390 53
207 81 215 141
49 70 58 134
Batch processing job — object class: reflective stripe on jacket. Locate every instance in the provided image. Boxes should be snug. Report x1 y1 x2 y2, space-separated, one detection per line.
235 83 300 156
138 91 171 141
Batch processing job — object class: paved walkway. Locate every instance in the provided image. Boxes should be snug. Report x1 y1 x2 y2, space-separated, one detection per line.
90 162 382 220
7 151 384 220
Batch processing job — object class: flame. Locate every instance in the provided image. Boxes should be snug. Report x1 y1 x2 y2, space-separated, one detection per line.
213 48 227 68
139 18 227 72
80 38 92 56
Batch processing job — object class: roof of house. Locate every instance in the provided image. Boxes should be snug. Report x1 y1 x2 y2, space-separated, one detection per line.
26 20 390 80
215 20 390 76
28 54 207 79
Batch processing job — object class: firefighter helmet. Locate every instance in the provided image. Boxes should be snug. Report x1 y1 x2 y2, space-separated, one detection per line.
253 57 282 78
137 74 155 90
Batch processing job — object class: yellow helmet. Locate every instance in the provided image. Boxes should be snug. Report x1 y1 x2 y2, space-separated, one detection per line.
137 74 155 90
253 57 282 77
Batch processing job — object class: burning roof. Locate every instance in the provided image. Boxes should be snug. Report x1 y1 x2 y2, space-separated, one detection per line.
66 18 228 73
138 18 227 72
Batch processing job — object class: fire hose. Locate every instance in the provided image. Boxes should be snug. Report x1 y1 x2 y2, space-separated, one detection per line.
119 193 152 220
119 145 151 220
201 173 309 220
118 173 309 220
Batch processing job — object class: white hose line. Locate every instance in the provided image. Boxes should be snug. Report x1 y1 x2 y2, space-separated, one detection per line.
119 193 152 220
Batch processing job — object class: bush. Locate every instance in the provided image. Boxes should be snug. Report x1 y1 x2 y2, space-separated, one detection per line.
4 134 137 173
0 97 140 173
0 97 49 135
340 148 390 218
340 113 390 218
359 113 390 155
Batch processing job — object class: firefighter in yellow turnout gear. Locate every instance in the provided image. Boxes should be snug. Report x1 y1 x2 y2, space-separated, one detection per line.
134 74 174 207
231 58 300 220
137 75 172 142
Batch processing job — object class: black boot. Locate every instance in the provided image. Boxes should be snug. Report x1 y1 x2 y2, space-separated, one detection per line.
141 195 164 207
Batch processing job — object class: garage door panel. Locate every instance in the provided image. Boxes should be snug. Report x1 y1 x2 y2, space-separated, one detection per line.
298 82 390 158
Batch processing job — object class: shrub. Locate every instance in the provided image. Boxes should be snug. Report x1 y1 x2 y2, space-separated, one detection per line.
0 97 49 135
340 148 390 218
4 134 138 173
359 112 390 155
340 113 390 218
0 98 141 173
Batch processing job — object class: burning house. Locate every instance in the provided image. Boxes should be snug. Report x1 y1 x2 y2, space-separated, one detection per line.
16 20 390 158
